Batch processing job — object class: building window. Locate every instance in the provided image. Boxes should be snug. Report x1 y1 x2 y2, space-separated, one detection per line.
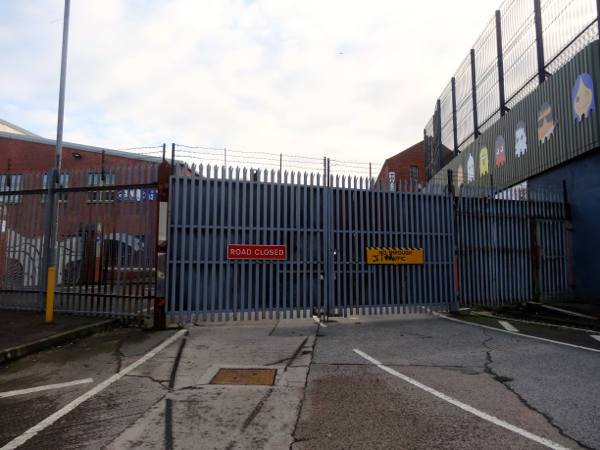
409 166 418 182
87 173 116 202
0 174 22 203
42 174 70 202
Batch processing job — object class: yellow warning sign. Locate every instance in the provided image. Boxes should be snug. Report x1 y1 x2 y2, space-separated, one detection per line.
366 247 424 265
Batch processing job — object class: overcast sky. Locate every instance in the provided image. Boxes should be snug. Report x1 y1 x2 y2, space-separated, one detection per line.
1 0 498 175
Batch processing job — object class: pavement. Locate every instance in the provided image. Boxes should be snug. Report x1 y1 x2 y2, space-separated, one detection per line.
0 310 121 364
0 310 599 449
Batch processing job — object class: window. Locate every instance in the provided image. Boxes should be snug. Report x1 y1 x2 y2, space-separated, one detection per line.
87 173 116 202
42 174 70 202
0 174 22 203
409 166 419 182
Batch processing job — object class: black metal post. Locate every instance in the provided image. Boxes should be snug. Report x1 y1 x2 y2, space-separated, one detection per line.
534 0 546 84
171 143 175 175
162 143 166 162
447 169 454 197
451 77 459 155
495 10 507 116
436 99 442 171
470 49 480 138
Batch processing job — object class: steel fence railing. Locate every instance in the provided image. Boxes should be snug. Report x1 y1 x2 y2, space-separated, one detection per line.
424 0 599 181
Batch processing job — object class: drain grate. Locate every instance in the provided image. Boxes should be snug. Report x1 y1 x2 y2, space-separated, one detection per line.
210 368 277 386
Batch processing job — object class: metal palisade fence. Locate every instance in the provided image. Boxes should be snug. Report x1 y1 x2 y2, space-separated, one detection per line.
166 165 457 323
0 165 159 319
455 185 569 307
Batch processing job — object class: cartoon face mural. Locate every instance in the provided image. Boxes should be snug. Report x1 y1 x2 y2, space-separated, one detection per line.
573 73 596 122
515 121 527 157
457 165 464 185
495 135 506 167
479 146 489 175
467 155 475 182
537 102 558 143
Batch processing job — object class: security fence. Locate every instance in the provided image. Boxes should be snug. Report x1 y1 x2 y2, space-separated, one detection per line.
0 165 159 318
425 0 600 180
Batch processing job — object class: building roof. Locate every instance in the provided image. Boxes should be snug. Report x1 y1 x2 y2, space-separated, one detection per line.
0 118 42 137
0 130 185 166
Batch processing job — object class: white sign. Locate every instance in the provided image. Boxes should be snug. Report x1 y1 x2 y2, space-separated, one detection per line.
389 172 395 192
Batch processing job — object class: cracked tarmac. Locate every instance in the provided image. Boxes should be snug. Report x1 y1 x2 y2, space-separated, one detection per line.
0 313 599 449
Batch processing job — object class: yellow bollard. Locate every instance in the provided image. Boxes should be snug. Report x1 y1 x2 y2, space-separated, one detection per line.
45 267 55 323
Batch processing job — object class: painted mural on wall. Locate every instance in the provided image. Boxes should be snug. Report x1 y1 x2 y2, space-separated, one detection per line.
572 73 596 122
467 155 475 182
457 164 464 185
515 121 527 157
537 102 558 143
495 135 506 167
479 146 489 175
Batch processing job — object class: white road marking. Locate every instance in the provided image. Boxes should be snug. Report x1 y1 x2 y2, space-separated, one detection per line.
1 329 187 450
0 379 93 399
431 311 600 353
354 349 572 450
312 315 327 327
591 335 600 342
498 320 519 332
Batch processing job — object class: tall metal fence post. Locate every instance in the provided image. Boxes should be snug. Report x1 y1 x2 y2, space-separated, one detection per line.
470 49 480 138
154 160 171 329
495 10 508 116
435 99 442 171
534 0 546 84
451 78 459 155
39 168 57 312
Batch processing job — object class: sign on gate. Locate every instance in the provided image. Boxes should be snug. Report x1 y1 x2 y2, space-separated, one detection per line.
366 247 424 265
227 245 287 260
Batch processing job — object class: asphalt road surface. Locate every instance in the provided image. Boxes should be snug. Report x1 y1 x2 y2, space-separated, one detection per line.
0 312 599 450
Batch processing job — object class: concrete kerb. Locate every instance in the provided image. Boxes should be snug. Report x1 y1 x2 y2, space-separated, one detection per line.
0 318 121 365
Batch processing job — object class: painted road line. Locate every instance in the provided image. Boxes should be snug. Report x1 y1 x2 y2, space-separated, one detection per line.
498 321 519 332
591 335 600 342
312 315 327 327
354 349 572 450
1 329 187 450
0 379 93 399
431 312 600 354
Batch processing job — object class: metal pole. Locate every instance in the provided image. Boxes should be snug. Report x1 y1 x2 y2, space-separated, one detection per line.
171 143 175 175
323 157 327 182
54 0 71 171
162 143 166 161
280 154 283 176
436 99 442 171
327 158 331 187
369 163 372 188
534 0 546 84
451 78 459 155
45 0 71 322
495 10 507 116
224 148 227 168
470 49 480 138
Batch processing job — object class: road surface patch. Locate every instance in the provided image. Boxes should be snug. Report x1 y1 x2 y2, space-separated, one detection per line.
211 368 277 386
0 378 93 399
0 329 185 450
354 348 573 450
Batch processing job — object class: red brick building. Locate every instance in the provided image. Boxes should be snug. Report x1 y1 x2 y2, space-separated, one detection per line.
377 141 426 190
0 125 179 289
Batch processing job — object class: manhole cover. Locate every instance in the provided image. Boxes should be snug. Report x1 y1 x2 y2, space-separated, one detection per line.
210 369 277 386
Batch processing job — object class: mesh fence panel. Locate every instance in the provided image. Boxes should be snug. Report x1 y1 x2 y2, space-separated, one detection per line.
424 0 599 182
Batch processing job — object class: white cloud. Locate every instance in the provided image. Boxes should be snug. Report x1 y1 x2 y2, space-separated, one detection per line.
1 0 498 175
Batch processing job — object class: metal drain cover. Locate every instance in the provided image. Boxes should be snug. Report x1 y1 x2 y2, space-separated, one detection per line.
210 369 277 386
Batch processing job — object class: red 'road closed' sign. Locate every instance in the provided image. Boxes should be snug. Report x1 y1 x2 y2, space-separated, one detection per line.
227 245 287 260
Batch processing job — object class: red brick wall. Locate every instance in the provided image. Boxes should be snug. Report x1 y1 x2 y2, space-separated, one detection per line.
0 135 152 173
377 141 425 188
